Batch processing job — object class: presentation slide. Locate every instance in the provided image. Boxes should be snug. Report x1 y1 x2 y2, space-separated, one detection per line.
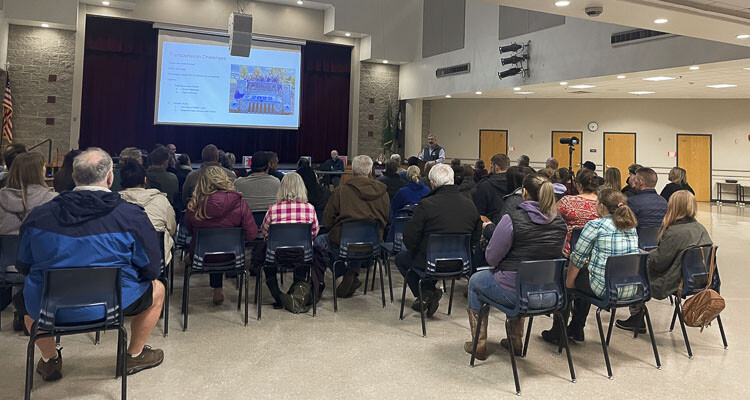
155 32 302 129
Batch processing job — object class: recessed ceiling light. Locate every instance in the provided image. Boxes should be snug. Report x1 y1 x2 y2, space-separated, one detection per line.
560 82 568 85
654 18 668 24
41 23 50 28
570 84 595 89
617 75 626 79
475 91 483 95
737 34 750 39
643 76 675 81
629 91 655 95
297 0 304 5
555 1 570 6
706 84 737 89
689 66 700 70
102 1 110 5
445 94 452 98
344 32 351 37
382 60 389 64
515 91 534 95
513 87 521 91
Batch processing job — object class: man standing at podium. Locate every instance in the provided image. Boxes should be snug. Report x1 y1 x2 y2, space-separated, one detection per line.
418 135 445 163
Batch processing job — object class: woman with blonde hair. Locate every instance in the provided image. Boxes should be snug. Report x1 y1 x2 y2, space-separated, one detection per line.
660 167 694 201
602 167 622 192
185 166 257 305
615 190 711 332
466 174 567 360
389 165 430 223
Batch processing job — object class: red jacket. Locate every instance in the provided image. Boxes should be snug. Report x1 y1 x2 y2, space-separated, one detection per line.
185 190 258 255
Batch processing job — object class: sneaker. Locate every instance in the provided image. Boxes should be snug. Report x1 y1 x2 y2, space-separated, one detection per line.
411 298 428 312
336 272 355 298
127 346 164 375
615 314 646 334
36 349 63 381
541 329 562 345
426 289 443 318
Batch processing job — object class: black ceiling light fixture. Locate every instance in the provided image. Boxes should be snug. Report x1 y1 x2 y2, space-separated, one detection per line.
498 41 530 80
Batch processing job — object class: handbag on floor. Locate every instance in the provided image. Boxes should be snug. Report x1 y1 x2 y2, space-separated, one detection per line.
679 246 725 332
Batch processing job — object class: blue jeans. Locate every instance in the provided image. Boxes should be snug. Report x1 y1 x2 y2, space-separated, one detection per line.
468 269 517 312
314 234 362 277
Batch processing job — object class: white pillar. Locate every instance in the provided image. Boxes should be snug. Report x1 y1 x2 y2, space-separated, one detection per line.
405 99 422 159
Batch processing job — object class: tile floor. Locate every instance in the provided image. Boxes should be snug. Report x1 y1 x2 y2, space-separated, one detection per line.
0 203 747 399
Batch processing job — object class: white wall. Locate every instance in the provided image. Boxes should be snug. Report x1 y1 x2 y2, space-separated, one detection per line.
0 9 8 68
3 0 78 29
428 98 750 197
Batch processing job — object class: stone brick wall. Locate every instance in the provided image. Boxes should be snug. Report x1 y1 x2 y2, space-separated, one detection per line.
357 62 399 159
5 25 74 158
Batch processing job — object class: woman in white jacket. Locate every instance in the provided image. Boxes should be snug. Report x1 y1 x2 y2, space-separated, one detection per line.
119 160 176 263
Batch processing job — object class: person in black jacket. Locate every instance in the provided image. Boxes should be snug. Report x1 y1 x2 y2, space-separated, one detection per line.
660 167 694 201
621 163 643 198
396 163 482 317
473 154 510 223
377 160 406 200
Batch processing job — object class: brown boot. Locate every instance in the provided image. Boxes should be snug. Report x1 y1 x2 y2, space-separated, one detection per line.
464 309 488 360
500 317 525 356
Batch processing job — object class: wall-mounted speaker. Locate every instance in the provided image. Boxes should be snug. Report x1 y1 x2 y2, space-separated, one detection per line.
229 13 253 57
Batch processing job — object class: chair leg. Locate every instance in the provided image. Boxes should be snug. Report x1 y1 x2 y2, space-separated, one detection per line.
257 268 264 321
717 315 728 349
418 279 427 337
244 271 249 326
237 270 243 311
522 316 533 358
606 308 616 346
506 318 522 395
470 305 489 367
669 296 679 332
169 257 175 295
675 298 693 359
399 270 409 320
25 335 37 399
95 330 101 345
643 305 661 369
556 311 577 383
447 279 456 316
378 259 386 308
386 255 394 303
371 259 378 292
311 265 317 317
182 271 191 332
332 261 339 313
595 308 614 379
120 327 128 400
163 280 169 337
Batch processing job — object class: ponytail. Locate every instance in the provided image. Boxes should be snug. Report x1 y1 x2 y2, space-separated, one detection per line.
522 174 557 218
598 188 637 231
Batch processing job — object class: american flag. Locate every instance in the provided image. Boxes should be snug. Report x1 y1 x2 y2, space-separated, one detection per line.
2 76 12 143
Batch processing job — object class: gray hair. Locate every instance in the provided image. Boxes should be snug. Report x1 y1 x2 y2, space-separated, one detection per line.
429 163 454 189
276 172 308 203
73 147 113 186
389 153 401 165
352 155 373 176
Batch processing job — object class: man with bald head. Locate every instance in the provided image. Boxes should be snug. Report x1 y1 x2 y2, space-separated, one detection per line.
17 147 166 381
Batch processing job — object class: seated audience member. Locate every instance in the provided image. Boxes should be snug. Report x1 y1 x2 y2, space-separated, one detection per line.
473 154 510 223
267 151 285 180
224 152 239 177
473 159 488 183
602 167 622 192
0 152 58 332
111 147 142 192
167 143 178 167
0 143 28 188
17 148 165 379
185 166 257 305
297 157 328 215
457 164 475 199
182 144 236 206
146 146 179 207
52 150 82 193
420 161 437 189
450 158 462 169
398 164 481 316
542 188 639 345
557 169 600 258
498 166 535 219
390 165 430 223
660 167 694 201
517 154 531 168
546 157 560 170
373 154 386 177
621 163 643 198
378 160 406 200
315 155 389 298
119 160 177 264
537 167 554 180
320 149 345 187
259 172 320 308
234 151 281 214
627 167 668 229
616 190 711 332
550 168 569 199
467 175 565 359
168 154 192 199
400 156 420 181
390 154 405 174
582 161 605 186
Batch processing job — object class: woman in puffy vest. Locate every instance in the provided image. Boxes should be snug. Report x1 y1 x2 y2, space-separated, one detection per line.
465 174 567 360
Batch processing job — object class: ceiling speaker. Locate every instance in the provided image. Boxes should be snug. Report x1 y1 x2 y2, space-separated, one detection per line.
229 13 252 57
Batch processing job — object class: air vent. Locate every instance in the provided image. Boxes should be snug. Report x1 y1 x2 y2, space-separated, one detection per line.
570 91 593 95
436 63 471 78
611 29 673 46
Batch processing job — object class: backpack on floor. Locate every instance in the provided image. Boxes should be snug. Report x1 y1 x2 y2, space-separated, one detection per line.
679 246 725 332
280 281 313 314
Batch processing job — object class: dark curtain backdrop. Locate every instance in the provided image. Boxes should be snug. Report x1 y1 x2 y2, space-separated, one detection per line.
80 16 351 162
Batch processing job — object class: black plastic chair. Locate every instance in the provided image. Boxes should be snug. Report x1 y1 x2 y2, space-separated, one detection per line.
174 220 191 262
669 245 727 358
157 232 173 337
470 259 575 395
637 226 660 251
0 235 22 331
24 267 127 400
380 216 412 303
332 220 384 311
252 212 266 234
569 227 583 254
569 253 661 379
399 234 472 337
181 228 248 331
257 223 315 320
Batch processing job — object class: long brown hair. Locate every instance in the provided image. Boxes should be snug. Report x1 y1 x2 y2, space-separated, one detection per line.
598 188 637 231
5 152 48 218
603 167 621 191
522 174 557 216
660 190 697 239
187 166 236 221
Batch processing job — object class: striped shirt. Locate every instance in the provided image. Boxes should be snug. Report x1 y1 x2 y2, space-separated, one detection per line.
261 201 319 240
570 216 639 299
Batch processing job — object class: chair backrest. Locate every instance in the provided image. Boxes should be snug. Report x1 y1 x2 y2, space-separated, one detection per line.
265 223 313 264
515 259 567 314
603 253 650 305
388 216 411 252
252 212 266 230
394 204 417 218
37 266 123 332
175 221 190 248
680 245 720 296
637 226 660 251
569 227 583 254
0 235 20 282
338 220 381 260
425 234 472 276
192 228 245 269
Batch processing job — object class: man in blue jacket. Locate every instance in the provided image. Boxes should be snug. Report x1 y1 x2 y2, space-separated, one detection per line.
627 167 668 229
18 148 165 381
